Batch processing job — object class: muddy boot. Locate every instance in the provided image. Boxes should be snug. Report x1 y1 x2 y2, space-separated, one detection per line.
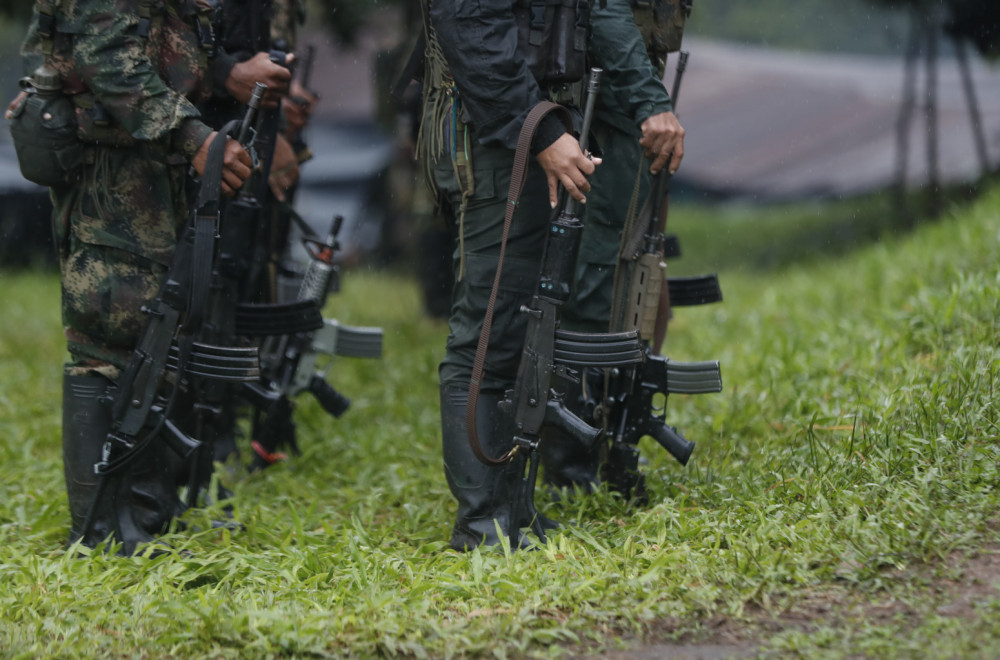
62 373 162 555
539 370 603 494
441 385 544 551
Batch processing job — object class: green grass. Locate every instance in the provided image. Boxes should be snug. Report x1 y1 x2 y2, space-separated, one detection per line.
1 185 999 658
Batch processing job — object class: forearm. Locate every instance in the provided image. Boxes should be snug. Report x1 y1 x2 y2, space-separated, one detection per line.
72 13 202 143
589 0 672 127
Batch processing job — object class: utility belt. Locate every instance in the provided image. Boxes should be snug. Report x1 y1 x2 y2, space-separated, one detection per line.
9 77 189 189
71 93 184 165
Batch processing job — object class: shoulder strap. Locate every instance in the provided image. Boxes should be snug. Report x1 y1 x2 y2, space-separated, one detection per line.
137 0 152 37
35 0 59 55
465 101 573 466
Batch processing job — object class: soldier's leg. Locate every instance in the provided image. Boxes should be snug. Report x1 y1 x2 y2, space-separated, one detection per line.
433 132 552 550
55 154 189 552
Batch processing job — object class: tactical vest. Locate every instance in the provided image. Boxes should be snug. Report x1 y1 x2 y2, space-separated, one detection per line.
630 0 692 77
422 0 592 93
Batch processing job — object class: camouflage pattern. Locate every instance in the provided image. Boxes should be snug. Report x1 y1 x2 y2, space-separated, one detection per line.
631 0 691 77
270 0 305 51
21 0 216 376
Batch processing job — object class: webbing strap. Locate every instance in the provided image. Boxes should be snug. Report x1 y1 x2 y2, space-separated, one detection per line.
137 0 152 37
465 101 573 466
36 0 58 55
187 119 240 330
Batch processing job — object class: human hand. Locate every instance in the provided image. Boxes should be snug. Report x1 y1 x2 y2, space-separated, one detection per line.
191 131 254 196
268 134 300 202
639 111 684 175
226 52 295 108
535 132 601 207
4 91 27 119
283 80 318 139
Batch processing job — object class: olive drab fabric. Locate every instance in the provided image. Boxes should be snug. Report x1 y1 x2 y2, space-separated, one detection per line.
565 0 673 330
270 0 305 50
631 0 692 77
19 0 217 375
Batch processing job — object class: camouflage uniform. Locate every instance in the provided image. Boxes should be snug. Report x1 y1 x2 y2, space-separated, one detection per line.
19 0 219 553
270 0 305 50
21 0 216 378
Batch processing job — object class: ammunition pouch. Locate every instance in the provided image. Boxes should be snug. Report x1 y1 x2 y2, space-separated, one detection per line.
630 0 692 75
8 75 84 188
514 0 592 86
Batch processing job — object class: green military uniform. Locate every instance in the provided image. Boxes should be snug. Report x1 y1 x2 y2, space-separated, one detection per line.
19 0 218 553
422 0 677 550
538 0 674 493
563 0 673 334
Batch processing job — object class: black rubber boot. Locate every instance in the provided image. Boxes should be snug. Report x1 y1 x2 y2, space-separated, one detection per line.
441 385 542 551
62 373 167 555
130 438 189 536
539 370 603 494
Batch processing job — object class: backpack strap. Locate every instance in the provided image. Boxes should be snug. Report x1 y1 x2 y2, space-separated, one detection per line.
465 101 574 466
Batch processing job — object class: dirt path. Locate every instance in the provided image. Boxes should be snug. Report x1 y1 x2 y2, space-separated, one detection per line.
576 544 1000 659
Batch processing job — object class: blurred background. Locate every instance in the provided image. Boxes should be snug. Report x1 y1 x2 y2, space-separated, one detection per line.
0 0 997 308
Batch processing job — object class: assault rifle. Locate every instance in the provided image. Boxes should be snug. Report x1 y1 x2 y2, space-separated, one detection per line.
243 214 383 471
467 69 646 547
82 87 269 549
601 51 723 500
288 43 317 160
179 83 322 507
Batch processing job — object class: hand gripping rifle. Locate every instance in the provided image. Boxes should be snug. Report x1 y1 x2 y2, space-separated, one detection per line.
81 86 269 545
601 51 723 500
468 68 648 546
242 214 384 471
178 83 303 507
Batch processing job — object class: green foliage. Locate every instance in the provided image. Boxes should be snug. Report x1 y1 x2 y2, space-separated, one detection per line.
2 185 1000 657
686 0 909 54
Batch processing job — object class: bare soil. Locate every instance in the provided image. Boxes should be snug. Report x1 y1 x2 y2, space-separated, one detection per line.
576 543 1000 659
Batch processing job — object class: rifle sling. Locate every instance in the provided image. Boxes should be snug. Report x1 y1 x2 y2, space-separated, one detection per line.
466 101 573 467
188 119 241 329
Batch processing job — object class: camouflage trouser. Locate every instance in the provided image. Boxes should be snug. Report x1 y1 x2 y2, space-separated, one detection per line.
51 146 189 377
430 128 552 392
560 118 649 333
